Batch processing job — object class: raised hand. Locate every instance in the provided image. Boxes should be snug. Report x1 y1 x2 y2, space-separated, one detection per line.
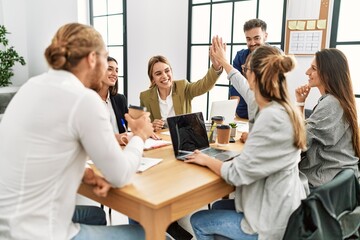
210 36 227 65
152 119 165 132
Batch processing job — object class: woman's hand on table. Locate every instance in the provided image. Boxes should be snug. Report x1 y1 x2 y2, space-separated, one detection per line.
240 132 248 143
184 150 212 166
152 119 165 132
150 132 162 140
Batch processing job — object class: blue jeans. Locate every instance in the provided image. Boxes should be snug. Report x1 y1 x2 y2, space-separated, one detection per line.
72 205 107 225
129 218 186 240
190 199 258 240
72 205 145 239
72 224 145 240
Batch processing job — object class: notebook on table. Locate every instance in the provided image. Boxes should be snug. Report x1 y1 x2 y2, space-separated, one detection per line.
167 112 241 161
209 99 238 123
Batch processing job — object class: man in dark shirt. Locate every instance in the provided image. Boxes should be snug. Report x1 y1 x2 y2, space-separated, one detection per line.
230 18 268 119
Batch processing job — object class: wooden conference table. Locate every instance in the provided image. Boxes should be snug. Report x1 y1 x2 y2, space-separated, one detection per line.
78 126 245 240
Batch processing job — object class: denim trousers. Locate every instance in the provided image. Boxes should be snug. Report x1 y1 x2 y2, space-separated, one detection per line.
72 224 145 240
71 205 145 240
190 199 258 240
72 205 107 225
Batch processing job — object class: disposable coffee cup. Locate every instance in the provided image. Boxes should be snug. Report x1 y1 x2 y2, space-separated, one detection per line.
211 115 224 125
216 124 231 146
128 105 147 119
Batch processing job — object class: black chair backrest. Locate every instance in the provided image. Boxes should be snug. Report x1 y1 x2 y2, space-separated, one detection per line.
283 169 360 240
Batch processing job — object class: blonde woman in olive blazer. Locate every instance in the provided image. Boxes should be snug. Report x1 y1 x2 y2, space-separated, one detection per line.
140 55 222 131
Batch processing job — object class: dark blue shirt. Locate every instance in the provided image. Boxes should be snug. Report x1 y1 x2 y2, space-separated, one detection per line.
230 49 250 119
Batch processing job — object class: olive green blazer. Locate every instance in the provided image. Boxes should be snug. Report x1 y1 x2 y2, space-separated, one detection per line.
140 67 221 122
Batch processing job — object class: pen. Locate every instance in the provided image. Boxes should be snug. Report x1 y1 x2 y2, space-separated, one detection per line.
207 122 217 140
121 118 128 132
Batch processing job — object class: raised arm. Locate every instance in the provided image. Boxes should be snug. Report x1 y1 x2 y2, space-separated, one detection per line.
74 93 153 188
210 36 234 74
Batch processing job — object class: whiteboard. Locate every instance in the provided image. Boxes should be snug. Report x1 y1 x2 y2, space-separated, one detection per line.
288 31 322 55
287 0 321 20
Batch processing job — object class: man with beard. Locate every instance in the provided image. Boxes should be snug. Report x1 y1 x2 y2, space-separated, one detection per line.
0 23 154 239
230 18 268 121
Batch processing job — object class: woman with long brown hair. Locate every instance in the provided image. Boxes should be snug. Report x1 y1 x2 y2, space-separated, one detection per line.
295 48 359 188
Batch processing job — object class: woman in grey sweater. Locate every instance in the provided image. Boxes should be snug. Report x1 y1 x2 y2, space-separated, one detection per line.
185 37 307 240
295 48 360 188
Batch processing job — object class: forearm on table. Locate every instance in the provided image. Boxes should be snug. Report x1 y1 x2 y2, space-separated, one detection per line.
205 158 223 176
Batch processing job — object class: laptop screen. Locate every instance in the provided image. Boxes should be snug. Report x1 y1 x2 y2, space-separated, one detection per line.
167 112 210 157
210 99 238 123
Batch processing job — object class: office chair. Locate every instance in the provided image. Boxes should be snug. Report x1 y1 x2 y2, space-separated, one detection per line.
283 169 360 240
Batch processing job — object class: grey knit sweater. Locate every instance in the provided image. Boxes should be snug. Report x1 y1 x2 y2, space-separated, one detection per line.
299 94 359 187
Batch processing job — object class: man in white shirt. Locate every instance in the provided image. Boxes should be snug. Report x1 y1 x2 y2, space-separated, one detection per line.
0 23 153 240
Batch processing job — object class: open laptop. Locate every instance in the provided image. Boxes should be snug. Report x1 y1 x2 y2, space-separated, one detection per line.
167 112 241 161
209 99 238 124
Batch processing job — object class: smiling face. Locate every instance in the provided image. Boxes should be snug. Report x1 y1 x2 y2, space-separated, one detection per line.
245 27 268 52
103 60 118 87
151 62 173 90
305 58 322 89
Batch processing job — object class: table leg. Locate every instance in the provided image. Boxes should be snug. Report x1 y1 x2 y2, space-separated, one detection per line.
140 205 171 240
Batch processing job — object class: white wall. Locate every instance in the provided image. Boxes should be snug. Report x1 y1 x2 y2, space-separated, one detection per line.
0 0 81 86
0 0 3 25
126 0 188 105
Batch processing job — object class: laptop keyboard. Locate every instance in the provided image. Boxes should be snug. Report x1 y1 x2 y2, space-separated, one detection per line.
201 148 225 155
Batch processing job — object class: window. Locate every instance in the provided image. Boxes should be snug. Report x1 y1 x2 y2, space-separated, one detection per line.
89 0 127 95
188 0 286 120
330 0 360 119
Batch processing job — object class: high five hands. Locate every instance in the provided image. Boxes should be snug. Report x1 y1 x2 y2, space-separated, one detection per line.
210 36 227 65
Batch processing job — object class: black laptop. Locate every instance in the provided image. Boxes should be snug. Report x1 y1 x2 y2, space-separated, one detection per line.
167 112 241 161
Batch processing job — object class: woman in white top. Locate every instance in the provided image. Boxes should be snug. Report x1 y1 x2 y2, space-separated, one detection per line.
185 36 307 240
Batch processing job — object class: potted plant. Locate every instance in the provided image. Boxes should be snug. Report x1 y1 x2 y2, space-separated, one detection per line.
229 122 237 137
0 25 26 116
0 25 26 87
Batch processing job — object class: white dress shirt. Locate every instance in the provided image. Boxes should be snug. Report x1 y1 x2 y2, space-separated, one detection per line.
0 69 144 240
157 88 175 120
103 91 120 134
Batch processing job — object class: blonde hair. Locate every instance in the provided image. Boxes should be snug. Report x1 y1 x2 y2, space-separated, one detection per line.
44 23 105 71
147 55 172 88
250 45 306 149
